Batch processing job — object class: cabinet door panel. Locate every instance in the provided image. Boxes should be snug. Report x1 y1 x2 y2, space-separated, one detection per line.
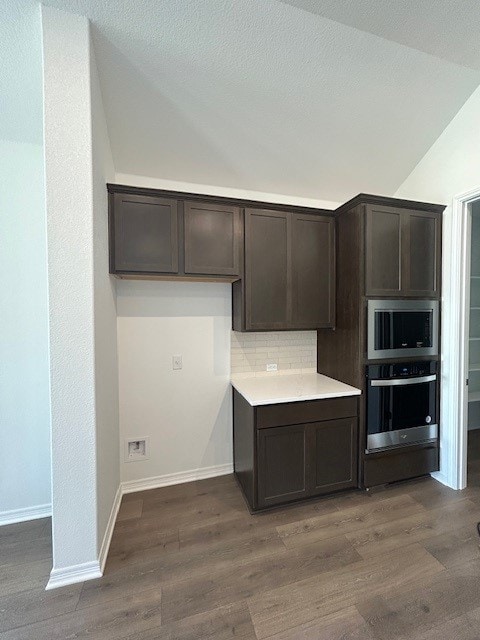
365 206 402 296
405 212 440 297
113 193 178 273
184 202 240 276
292 214 335 328
257 425 307 507
245 209 291 330
309 417 357 494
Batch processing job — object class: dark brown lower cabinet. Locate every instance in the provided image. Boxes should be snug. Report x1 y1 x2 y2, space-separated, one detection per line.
257 425 308 508
233 390 359 511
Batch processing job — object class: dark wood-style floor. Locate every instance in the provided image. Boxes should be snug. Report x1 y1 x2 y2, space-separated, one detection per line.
2 433 480 639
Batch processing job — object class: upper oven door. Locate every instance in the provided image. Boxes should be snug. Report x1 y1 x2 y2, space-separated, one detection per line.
367 299 438 360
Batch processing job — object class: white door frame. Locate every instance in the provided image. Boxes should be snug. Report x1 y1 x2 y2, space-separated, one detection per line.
439 186 480 490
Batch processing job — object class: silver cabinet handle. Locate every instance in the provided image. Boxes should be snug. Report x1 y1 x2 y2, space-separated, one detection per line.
370 374 436 387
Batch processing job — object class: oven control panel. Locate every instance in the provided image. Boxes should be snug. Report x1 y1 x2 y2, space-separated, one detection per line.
367 361 437 380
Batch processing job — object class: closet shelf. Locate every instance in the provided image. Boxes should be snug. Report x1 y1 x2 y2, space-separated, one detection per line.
469 391 480 402
469 364 480 372
469 337 480 341
471 307 480 311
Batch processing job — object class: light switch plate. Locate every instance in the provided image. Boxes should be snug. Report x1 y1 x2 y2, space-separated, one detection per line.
266 363 278 372
172 355 182 370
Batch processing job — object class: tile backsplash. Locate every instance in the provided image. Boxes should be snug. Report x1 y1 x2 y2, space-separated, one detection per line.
231 331 317 377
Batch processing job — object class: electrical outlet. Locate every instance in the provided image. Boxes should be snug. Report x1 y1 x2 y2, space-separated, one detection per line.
266 363 278 372
172 355 182 370
125 438 149 462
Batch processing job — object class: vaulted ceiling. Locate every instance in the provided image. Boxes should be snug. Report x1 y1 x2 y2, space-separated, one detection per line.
40 1 480 200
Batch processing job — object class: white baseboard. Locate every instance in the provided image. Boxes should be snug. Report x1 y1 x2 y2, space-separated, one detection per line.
121 462 234 494
430 471 451 488
0 503 51 527
46 561 102 590
98 484 122 573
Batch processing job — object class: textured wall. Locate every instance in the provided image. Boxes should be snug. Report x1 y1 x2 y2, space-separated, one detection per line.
117 281 232 484
42 5 98 569
231 331 317 376
0 2 51 521
91 38 120 552
0 140 51 518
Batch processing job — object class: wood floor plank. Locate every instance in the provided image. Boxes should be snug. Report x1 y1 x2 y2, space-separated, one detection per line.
247 544 445 639
0 533 52 568
276 494 426 549
422 524 480 570
356 558 480 640
0 588 163 640
345 498 479 559
0 582 82 633
117 499 144 522
266 605 375 640
123 602 257 640
108 525 179 567
0 558 51 598
161 535 361 624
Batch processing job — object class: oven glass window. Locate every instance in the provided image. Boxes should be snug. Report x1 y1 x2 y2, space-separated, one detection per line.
374 311 433 351
368 380 436 435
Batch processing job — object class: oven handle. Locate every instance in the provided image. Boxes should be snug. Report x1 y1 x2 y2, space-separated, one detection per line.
370 374 436 387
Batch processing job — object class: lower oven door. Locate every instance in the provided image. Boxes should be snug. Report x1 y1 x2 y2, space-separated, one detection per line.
367 374 437 452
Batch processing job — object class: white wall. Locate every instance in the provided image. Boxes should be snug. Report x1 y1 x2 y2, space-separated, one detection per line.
0 140 51 522
42 6 119 585
117 281 232 488
395 85 480 203
42 5 98 576
91 37 120 553
0 3 51 524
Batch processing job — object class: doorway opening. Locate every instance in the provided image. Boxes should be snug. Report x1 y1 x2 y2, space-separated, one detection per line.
467 201 480 490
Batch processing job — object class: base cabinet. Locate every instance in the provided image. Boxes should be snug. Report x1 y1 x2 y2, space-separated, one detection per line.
233 390 359 511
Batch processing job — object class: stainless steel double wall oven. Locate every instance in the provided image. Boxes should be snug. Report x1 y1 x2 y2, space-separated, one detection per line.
366 299 439 453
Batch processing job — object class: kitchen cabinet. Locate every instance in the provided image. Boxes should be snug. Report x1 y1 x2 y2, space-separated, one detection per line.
292 213 335 328
311 417 357 494
244 209 291 330
233 391 358 511
317 194 444 490
365 203 441 298
233 208 335 331
111 192 179 274
184 201 241 276
108 186 240 279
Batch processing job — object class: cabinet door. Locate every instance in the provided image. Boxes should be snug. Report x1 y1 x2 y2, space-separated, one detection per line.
403 211 441 297
113 193 178 273
309 417 357 495
365 205 402 296
245 209 291 330
257 425 308 508
184 202 241 276
292 213 335 328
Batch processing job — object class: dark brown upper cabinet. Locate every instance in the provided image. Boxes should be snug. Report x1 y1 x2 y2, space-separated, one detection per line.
365 204 441 298
292 213 335 328
184 201 241 276
112 192 179 274
108 186 240 280
233 208 335 331
244 209 291 331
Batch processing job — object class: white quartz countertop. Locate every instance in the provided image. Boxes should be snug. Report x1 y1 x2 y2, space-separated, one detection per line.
231 372 361 406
